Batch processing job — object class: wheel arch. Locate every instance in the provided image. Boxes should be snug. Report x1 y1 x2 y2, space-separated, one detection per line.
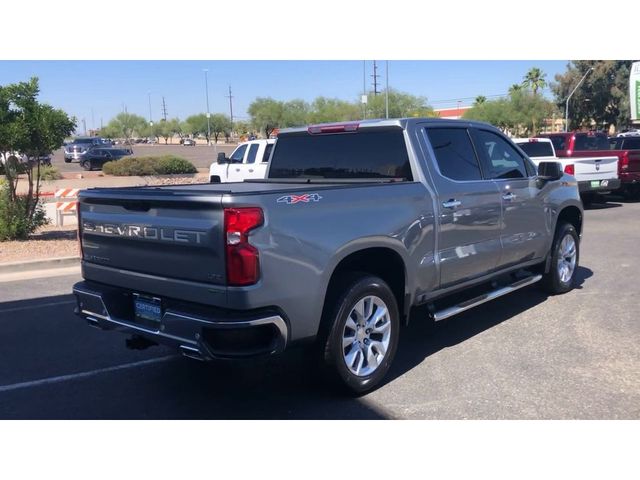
320 246 410 330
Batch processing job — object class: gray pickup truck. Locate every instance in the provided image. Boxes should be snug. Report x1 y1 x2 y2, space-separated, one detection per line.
73 118 583 394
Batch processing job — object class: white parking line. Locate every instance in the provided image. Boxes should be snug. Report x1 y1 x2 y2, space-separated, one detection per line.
0 355 177 394
0 300 76 315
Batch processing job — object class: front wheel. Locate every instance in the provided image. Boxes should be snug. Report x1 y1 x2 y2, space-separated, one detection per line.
540 222 580 294
319 274 400 395
81 160 93 171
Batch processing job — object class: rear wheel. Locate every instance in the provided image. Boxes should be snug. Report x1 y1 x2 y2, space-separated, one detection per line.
64 158 72 163
540 222 580 294
318 274 400 395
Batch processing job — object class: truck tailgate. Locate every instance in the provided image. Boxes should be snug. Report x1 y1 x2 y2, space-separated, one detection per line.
79 188 226 285
572 156 618 181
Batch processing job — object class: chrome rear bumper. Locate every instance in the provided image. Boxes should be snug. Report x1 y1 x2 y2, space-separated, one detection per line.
73 281 288 359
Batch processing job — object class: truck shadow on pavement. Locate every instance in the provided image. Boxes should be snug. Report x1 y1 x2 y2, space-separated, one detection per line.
0 266 592 420
385 265 594 388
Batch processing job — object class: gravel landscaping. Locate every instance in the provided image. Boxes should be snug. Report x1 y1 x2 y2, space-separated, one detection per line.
0 225 78 264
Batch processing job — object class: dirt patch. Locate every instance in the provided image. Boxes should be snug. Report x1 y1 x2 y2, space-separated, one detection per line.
0 225 78 264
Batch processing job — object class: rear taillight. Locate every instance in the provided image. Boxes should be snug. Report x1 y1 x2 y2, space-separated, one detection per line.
76 206 83 259
564 164 575 175
224 207 263 286
620 151 629 170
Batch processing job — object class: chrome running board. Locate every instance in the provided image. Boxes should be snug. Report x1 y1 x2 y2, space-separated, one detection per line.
432 274 542 322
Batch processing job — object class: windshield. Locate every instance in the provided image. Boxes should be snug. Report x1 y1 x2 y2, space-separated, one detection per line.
73 138 95 144
269 129 413 180
517 141 554 158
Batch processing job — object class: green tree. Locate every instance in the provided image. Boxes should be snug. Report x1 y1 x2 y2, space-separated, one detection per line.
234 120 250 136
308 97 360 124
551 60 634 131
464 89 556 136
365 89 434 118
156 120 173 144
248 98 285 138
522 67 547 96
0 77 75 240
101 112 147 144
474 95 487 106
509 83 523 95
185 113 211 142
282 99 309 127
209 113 233 143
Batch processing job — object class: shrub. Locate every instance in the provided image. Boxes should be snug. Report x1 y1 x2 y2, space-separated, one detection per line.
38 165 62 181
102 155 197 176
0 181 49 241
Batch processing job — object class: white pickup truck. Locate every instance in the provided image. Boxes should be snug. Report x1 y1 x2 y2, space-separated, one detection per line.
513 137 619 205
209 139 275 183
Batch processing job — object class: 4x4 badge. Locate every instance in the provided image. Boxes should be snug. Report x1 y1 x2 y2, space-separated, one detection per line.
277 193 323 205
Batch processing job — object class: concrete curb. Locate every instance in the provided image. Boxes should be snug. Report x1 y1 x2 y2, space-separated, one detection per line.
0 256 80 274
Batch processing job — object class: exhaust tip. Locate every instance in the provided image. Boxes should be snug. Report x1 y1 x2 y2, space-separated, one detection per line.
179 345 205 361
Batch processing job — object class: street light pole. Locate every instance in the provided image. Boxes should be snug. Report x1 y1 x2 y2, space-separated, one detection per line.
147 91 153 124
565 67 593 132
203 69 211 145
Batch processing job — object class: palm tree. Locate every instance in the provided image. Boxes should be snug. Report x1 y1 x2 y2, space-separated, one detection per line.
474 95 487 105
508 83 523 95
522 67 547 96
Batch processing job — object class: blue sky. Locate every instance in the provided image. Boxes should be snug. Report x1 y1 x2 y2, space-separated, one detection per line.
0 60 568 130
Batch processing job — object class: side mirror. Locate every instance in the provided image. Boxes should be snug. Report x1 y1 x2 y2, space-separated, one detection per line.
537 161 563 182
217 152 228 164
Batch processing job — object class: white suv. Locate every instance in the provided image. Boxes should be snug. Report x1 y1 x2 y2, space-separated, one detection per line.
209 139 275 183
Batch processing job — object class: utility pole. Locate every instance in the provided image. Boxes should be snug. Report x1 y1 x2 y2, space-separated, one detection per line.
161 96 168 121
226 85 234 136
385 61 389 119
362 60 367 119
91 108 95 132
371 60 380 96
82 118 87 136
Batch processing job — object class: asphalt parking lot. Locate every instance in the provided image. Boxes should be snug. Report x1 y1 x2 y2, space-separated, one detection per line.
0 198 639 419
51 144 238 173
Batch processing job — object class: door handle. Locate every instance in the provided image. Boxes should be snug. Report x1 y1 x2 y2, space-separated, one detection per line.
235 168 241 172
248 169 254 173
502 192 517 201
442 199 462 209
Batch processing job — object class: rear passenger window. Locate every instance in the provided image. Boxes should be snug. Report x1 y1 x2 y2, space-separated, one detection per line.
475 130 528 179
246 144 259 164
426 128 482 181
262 143 273 162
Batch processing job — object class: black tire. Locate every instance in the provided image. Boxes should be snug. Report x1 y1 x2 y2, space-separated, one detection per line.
64 158 72 163
540 222 580 294
81 160 93 171
210 175 221 183
318 273 400 395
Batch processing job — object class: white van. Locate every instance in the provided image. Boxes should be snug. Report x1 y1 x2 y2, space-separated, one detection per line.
209 139 275 183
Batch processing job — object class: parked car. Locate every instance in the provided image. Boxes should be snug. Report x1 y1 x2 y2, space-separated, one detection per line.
609 136 640 151
73 118 583 394
64 137 112 163
1 151 52 168
78 147 132 171
182 138 196 146
513 137 619 205
616 129 640 137
539 131 640 197
209 139 275 183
